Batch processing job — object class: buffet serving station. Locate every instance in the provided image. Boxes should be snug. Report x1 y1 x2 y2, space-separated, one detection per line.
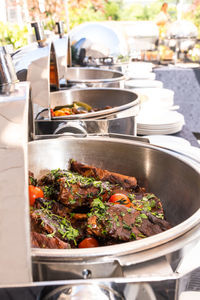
0 20 200 300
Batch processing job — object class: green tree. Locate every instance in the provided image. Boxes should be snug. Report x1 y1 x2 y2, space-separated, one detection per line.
104 0 123 20
0 22 28 50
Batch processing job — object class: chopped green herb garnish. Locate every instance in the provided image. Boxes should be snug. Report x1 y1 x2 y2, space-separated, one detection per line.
46 231 56 238
138 233 146 238
123 222 132 231
128 193 136 201
140 213 148 219
69 198 76 204
130 232 136 239
150 200 156 208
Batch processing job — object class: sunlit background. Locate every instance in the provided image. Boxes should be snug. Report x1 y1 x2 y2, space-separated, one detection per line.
0 0 198 50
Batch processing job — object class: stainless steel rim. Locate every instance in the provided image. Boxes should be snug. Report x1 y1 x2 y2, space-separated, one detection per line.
66 67 126 84
50 88 139 120
29 137 200 260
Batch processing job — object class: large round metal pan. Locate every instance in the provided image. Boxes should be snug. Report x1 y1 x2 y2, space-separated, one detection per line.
29 136 200 262
66 67 125 88
50 88 139 120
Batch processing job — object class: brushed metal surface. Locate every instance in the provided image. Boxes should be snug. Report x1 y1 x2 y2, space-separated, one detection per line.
0 82 32 285
70 22 128 60
0 46 18 94
65 67 125 88
28 137 200 265
50 88 139 120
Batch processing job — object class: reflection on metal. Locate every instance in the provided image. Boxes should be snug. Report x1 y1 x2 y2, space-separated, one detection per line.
27 136 200 300
0 46 18 94
39 283 124 300
70 22 128 65
31 22 47 48
0 80 32 285
33 88 139 138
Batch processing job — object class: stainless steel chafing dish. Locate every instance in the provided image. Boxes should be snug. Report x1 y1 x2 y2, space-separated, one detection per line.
166 20 198 61
11 22 138 140
69 22 128 67
12 21 126 91
67 21 129 73
27 135 200 300
63 67 125 88
34 88 139 138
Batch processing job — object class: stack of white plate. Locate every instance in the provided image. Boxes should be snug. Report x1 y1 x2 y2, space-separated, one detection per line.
128 62 154 73
137 109 185 135
127 71 156 80
125 79 163 89
133 88 174 109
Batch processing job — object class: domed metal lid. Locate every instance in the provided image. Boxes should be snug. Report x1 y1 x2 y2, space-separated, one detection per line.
70 22 128 65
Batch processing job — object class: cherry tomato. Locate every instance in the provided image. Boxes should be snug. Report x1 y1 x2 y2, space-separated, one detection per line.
50 109 55 117
29 185 44 206
78 237 99 248
109 193 131 207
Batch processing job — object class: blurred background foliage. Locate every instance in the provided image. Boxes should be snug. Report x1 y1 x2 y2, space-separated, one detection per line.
0 22 28 50
0 0 200 49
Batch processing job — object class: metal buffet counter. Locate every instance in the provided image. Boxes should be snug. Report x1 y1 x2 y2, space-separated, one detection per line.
0 23 200 299
154 65 200 147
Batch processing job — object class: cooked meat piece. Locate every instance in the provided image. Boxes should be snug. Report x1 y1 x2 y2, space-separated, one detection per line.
146 212 171 231
31 209 56 235
58 178 99 208
30 209 80 246
31 231 70 249
29 160 172 249
70 160 137 190
58 177 113 209
72 213 87 220
37 172 55 186
69 213 88 238
136 212 171 237
87 201 171 243
87 203 142 242
131 193 164 215
33 199 88 241
138 218 163 236
29 171 37 186
34 197 70 217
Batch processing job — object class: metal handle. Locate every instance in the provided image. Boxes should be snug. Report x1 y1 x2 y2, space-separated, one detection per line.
117 222 200 280
0 46 18 94
56 21 64 38
53 121 87 136
31 22 46 47
68 35 72 67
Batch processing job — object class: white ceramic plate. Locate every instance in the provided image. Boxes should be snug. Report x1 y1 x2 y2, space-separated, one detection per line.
128 62 154 73
136 110 185 127
137 123 184 135
125 79 163 89
132 88 174 108
127 72 156 80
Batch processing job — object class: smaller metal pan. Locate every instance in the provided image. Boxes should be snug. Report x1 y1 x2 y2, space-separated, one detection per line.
50 88 139 121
